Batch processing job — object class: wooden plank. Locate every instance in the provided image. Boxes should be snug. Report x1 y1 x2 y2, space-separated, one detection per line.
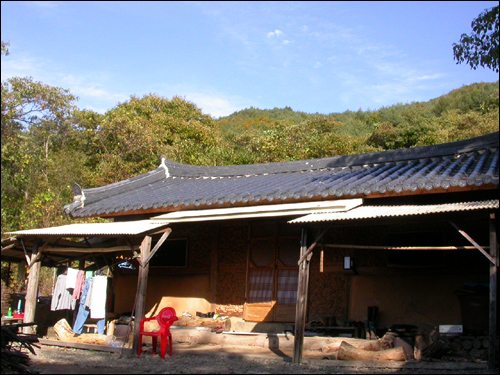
23 242 41 334
38 338 132 354
132 235 151 356
488 213 497 371
450 221 496 265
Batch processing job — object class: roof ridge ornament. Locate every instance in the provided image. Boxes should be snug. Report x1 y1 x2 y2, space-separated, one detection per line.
160 155 170 178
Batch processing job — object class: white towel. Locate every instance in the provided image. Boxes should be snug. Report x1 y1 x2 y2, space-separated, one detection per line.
90 275 107 319
66 267 79 290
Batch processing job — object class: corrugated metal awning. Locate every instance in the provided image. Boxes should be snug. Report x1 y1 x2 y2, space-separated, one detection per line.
151 199 363 223
288 200 499 223
5 220 171 238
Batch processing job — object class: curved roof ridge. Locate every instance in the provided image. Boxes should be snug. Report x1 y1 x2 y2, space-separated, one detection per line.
164 131 499 177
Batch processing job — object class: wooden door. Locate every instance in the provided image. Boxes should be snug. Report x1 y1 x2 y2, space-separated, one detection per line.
243 223 301 322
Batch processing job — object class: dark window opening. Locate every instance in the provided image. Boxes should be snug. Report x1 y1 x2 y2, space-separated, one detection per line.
149 239 188 268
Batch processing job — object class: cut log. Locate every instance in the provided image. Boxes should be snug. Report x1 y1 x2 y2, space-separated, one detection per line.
462 339 473 350
472 338 482 349
421 338 450 359
450 338 463 351
53 319 107 345
481 338 490 348
322 332 396 353
470 348 483 359
337 341 408 362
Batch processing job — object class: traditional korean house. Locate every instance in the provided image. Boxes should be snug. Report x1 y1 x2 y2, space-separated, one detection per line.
2 131 498 366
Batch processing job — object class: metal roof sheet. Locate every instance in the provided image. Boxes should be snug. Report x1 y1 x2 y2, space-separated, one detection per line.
288 199 499 223
152 199 363 223
5 220 170 238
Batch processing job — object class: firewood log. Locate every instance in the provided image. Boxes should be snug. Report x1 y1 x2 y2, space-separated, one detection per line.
53 318 107 345
337 341 408 362
322 332 396 353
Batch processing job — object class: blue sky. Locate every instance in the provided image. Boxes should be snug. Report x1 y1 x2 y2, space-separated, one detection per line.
1 1 499 118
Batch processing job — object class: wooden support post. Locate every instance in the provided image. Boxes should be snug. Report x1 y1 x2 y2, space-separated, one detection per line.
488 213 497 371
293 228 311 364
17 262 26 287
210 223 220 310
132 235 152 356
23 242 41 334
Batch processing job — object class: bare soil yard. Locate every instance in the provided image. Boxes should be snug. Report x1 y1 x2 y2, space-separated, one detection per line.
25 343 496 374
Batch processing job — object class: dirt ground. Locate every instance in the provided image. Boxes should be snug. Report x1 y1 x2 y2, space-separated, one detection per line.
24 343 497 374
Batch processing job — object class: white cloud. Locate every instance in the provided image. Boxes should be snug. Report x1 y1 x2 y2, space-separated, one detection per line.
314 61 323 69
184 92 248 118
267 29 284 38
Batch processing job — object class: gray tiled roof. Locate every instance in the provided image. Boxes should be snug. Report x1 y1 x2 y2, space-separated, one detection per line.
65 132 499 218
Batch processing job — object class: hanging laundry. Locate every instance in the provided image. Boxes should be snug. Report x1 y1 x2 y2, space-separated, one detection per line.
90 275 107 319
84 278 94 309
72 270 85 300
50 275 76 311
66 267 79 290
73 277 105 335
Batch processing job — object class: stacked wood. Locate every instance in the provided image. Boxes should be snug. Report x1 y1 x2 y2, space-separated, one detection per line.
446 336 490 360
415 331 491 361
1 325 38 374
53 319 107 345
337 341 408 362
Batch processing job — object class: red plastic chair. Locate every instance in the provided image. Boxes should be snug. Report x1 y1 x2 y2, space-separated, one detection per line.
138 307 178 358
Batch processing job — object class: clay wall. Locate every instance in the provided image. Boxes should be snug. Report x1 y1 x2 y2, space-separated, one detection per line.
112 214 491 329
214 222 248 316
113 222 215 316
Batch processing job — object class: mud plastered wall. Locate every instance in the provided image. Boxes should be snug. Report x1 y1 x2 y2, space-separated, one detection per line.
215 223 248 316
113 222 214 315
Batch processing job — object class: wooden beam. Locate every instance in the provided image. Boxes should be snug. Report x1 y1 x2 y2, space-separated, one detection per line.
323 244 489 251
0 241 18 251
20 238 31 266
132 235 151 356
488 213 497 371
450 221 496 265
293 228 312 364
210 223 220 310
124 236 143 267
43 245 140 253
23 242 41 334
27 241 49 269
298 229 325 265
142 228 172 267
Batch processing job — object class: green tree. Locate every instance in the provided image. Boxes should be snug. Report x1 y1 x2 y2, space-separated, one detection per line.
86 94 226 184
453 5 499 72
1 76 79 232
1 40 9 56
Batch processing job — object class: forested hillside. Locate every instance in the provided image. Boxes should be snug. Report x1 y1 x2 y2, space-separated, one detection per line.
217 81 499 163
1 79 499 236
